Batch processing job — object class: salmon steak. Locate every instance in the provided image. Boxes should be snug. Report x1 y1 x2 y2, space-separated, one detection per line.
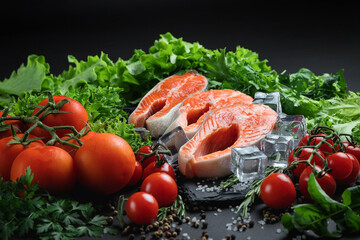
164 89 254 139
178 103 278 178
128 70 208 138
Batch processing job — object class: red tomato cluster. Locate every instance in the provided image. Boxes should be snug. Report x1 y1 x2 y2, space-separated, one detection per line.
260 132 360 209
124 145 178 225
0 96 136 196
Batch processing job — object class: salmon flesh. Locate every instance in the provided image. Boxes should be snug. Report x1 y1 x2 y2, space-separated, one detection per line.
128 70 208 138
178 103 278 178
164 89 254 139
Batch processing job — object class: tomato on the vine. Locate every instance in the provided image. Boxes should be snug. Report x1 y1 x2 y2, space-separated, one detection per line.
343 142 360 163
327 152 354 181
299 165 336 200
10 146 76 193
136 145 162 169
0 134 45 181
298 133 335 155
74 133 135 194
260 173 296 209
0 111 26 139
337 153 360 185
55 131 97 157
30 96 89 142
125 192 159 225
288 147 325 178
142 161 175 180
127 161 143 187
141 172 178 207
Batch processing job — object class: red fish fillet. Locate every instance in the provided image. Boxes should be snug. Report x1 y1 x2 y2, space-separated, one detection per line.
164 89 254 139
128 71 208 138
178 103 278 178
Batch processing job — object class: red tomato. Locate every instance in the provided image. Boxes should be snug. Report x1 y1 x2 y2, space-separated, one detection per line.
141 172 178 207
337 153 360 185
30 96 89 142
125 192 159 225
0 111 26 139
142 161 175 180
298 133 335 155
288 147 325 178
74 133 135 194
10 146 76 193
327 152 354 181
55 131 97 157
127 161 143 187
260 173 296 209
299 165 336 200
343 142 360 163
136 145 162 169
0 134 45 181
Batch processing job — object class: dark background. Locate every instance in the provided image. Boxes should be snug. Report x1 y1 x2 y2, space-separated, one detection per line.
1 1 360 91
1 1 360 239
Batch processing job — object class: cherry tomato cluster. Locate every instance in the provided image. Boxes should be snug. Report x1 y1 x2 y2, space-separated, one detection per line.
125 144 178 225
260 127 360 209
0 95 136 195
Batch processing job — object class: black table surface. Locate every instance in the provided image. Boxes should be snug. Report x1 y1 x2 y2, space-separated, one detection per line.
2 1 360 239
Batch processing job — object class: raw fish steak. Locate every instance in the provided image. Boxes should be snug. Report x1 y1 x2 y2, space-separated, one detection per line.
164 89 253 139
128 70 208 138
178 103 278 178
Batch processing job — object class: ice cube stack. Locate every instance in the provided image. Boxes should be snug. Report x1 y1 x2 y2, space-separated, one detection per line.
231 91 307 182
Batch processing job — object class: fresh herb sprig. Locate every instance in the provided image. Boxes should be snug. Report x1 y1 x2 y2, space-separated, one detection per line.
220 166 285 218
0 168 116 240
157 194 187 221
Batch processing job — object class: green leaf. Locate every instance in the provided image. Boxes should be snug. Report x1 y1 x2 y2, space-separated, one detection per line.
342 186 360 208
18 217 34 237
0 55 49 96
281 213 294 233
291 203 340 238
307 173 346 213
126 60 146 75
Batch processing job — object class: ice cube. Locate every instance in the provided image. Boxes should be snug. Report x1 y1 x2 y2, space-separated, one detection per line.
231 145 268 182
252 91 282 113
274 113 307 145
158 126 189 165
134 127 151 141
259 134 294 168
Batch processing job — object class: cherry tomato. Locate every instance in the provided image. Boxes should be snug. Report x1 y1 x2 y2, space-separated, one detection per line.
288 147 325 178
30 96 89 142
0 111 26 139
299 165 336 200
74 133 135 194
0 134 45 181
10 146 76 193
141 172 178 207
142 161 175 180
125 192 159 225
298 133 335 155
55 131 97 157
136 145 162 169
337 153 360 185
343 142 360 163
127 161 143 187
327 152 354 181
260 173 296 209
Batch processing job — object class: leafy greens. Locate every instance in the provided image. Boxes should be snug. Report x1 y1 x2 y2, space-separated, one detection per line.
281 173 360 238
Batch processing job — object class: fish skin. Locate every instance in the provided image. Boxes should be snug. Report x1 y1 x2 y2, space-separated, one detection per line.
164 89 254 139
128 70 208 138
178 103 278 178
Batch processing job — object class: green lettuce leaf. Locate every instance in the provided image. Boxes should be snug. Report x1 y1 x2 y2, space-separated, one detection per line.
0 55 49 101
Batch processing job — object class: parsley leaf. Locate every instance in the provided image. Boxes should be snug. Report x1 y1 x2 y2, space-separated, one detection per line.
0 168 114 240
